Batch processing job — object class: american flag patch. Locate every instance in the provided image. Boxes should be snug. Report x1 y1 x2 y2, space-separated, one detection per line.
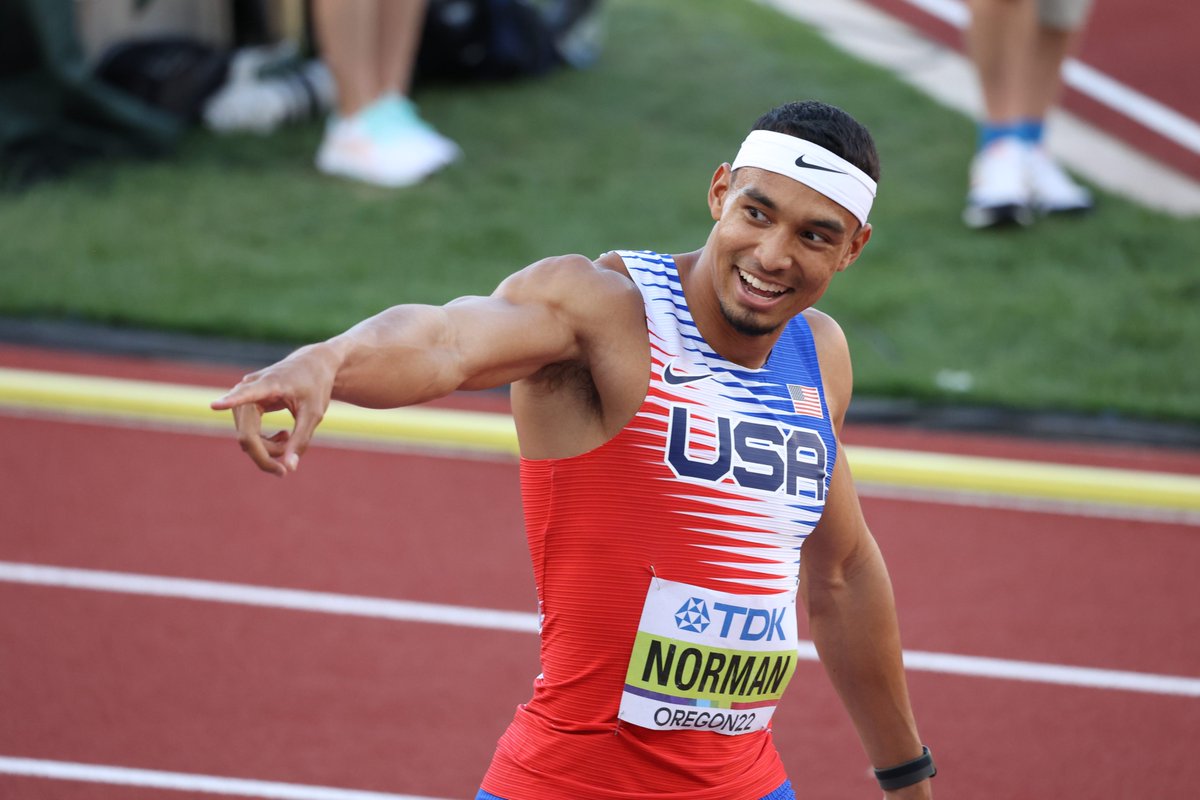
787 384 823 418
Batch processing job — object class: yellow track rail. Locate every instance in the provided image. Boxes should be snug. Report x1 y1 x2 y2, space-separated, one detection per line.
3 367 1197 515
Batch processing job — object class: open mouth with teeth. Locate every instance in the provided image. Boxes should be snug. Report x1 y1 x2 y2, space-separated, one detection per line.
737 267 791 300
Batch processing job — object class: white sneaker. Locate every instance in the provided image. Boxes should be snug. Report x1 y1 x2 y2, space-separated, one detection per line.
315 96 459 188
963 138 1035 229
1027 146 1093 215
205 60 335 134
204 42 335 134
375 94 461 174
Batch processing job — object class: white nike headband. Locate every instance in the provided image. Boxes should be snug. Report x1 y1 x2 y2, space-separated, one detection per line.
730 129 877 225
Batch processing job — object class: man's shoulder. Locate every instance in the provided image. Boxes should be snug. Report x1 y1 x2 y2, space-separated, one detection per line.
516 252 636 292
800 307 848 353
508 253 652 454
496 253 645 345
493 253 630 306
594 249 632 275
800 308 853 424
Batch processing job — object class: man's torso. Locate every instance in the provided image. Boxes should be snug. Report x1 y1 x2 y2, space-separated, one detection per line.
482 251 839 799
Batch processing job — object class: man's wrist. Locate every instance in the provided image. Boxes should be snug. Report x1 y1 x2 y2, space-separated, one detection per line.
874 745 936 791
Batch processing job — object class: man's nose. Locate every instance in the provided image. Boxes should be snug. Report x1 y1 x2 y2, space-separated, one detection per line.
756 229 794 273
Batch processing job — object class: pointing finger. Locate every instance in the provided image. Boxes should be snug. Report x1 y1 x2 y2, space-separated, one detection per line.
211 374 287 412
212 383 265 411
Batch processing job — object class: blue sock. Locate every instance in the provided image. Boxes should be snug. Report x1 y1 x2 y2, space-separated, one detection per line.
977 121 1018 151
1013 118 1045 146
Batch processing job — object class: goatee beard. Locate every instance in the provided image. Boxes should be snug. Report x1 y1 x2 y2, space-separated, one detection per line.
718 297 781 337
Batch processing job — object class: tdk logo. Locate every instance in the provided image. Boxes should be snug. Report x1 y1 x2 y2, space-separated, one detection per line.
675 598 710 633
675 601 790 642
666 406 827 501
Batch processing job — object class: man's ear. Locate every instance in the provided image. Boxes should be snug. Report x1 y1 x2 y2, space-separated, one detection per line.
708 163 733 221
838 222 872 272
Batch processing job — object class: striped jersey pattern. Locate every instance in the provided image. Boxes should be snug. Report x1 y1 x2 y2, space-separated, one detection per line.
480 250 838 799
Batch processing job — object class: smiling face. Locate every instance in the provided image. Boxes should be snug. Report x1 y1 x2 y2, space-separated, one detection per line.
690 163 872 362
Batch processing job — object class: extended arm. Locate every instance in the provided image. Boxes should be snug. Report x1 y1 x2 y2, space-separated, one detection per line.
210 254 631 475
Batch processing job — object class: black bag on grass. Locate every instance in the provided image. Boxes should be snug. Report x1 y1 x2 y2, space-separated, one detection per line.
95 36 232 123
416 0 602 82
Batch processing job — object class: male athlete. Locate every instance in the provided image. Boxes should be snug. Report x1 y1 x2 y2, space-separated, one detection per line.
213 101 936 799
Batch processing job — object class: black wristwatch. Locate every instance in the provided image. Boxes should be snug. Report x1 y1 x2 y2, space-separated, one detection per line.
874 745 937 791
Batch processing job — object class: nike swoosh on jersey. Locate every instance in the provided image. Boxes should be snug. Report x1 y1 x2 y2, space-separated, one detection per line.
663 360 713 385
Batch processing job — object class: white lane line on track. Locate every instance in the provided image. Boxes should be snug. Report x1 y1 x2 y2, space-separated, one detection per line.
4 561 1198 698
0 756 450 800
0 561 538 633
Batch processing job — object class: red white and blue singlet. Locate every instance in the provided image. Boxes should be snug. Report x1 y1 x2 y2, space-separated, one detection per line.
480 251 838 799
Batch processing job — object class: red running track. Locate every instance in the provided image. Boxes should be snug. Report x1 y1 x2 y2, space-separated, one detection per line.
1 347 1199 799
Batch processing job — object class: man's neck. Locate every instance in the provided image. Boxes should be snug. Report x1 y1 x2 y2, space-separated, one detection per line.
674 248 782 370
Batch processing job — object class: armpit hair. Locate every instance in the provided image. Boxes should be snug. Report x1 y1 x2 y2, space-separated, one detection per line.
527 359 602 414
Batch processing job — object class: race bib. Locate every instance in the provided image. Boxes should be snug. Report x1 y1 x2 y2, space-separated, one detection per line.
618 577 799 735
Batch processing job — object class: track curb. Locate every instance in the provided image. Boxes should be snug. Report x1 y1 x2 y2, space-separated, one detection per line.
4 366 1198 518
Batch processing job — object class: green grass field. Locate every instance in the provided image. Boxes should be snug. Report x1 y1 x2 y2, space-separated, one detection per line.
2 0 1198 425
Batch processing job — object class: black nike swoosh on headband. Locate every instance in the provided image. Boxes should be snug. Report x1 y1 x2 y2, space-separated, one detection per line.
794 154 847 174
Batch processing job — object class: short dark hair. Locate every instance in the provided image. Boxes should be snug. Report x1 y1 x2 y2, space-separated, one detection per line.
751 100 880 182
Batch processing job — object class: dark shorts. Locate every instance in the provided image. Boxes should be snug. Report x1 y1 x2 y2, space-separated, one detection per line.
1038 0 1094 29
476 779 796 800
